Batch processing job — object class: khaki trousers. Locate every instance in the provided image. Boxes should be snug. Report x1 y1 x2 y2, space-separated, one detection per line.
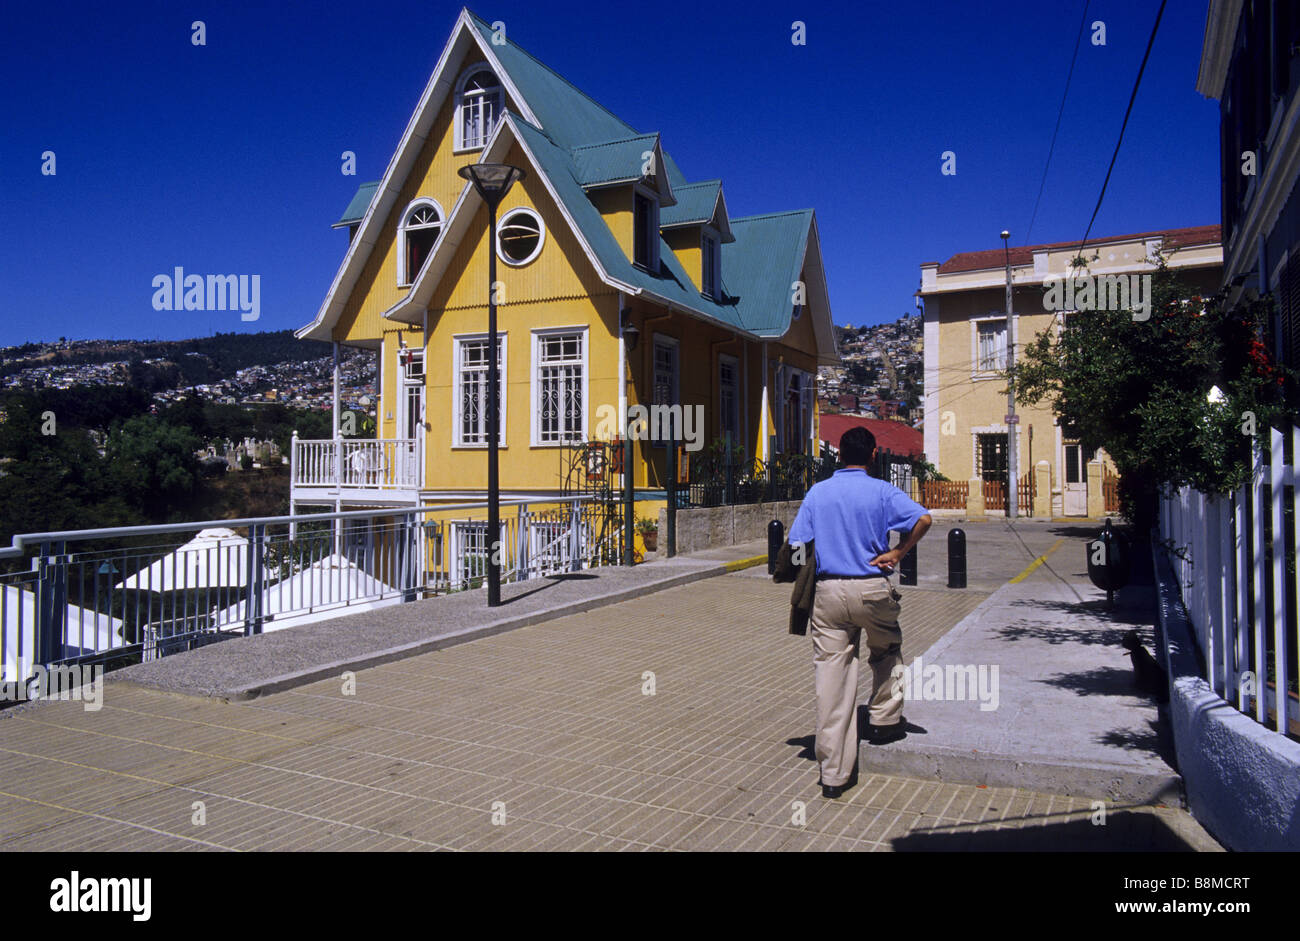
809 578 904 787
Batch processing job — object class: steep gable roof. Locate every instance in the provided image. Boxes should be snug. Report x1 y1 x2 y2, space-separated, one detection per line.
301 7 834 362
661 180 733 242
465 11 636 149
569 133 676 205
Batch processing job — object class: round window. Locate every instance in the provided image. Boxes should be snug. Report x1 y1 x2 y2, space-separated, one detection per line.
497 208 544 266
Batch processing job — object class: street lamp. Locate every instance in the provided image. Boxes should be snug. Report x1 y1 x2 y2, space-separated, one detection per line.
1001 229 1018 519
459 162 526 606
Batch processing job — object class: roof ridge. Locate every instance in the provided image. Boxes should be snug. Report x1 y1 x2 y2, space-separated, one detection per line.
569 132 659 152
950 223 1221 259
466 9 639 140
730 209 813 223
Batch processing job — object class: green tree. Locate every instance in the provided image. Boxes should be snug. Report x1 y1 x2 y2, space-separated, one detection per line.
104 415 202 521
0 400 134 547
1013 261 1295 528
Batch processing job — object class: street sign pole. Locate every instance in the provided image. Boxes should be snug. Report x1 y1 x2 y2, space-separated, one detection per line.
1002 230 1019 519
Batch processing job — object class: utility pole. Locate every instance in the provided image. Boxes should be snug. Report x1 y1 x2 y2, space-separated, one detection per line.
1002 229 1018 519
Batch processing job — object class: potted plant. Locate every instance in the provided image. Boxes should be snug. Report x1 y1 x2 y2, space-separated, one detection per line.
636 516 658 552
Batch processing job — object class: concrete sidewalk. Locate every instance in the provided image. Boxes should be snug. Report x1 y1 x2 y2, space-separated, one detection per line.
860 526 1181 805
0 561 1217 851
107 541 769 701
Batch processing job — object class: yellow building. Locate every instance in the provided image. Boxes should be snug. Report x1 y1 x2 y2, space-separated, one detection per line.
289 8 837 568
919 226 1221 517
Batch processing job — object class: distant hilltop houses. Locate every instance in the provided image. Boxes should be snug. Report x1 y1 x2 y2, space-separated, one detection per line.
818 312 922 424
0 332 378 415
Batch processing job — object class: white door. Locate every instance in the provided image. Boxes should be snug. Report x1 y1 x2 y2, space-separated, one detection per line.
1063 443 1087 516
399 350 425 487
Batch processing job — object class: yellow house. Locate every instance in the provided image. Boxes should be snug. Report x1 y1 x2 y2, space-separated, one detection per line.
918 226 1222 517
290 9 837 568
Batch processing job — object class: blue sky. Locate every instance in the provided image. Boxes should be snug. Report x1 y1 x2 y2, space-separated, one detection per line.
1 0 1220 346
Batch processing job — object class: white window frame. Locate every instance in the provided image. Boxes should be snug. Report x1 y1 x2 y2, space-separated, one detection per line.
396 197 445 287
496 207 546 267
452 333 507 449
633 184 660 271
530 326 589 447
650 334 680 449
454 67 503 153
701 228 721 298
774 365 814 455
972 314 1008 376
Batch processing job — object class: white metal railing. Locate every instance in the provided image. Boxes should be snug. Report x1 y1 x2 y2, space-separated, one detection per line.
0 496 622 689
1158 423 1299 734
291 435 421 490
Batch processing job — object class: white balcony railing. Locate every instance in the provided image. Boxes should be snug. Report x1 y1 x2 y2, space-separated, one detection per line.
291 436 422 491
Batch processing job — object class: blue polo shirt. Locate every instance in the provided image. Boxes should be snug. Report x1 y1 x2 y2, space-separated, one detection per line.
788 469 929 576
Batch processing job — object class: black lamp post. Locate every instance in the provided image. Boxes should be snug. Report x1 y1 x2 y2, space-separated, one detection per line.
459 163 526 606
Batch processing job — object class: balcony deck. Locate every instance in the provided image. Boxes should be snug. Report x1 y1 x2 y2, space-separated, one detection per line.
290 435 422 505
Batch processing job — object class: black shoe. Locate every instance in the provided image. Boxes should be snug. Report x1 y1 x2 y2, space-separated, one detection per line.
865 721 906 745
821 783 845 799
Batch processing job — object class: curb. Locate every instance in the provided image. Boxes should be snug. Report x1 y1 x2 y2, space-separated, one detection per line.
859 739 1183 806
110 558 746 702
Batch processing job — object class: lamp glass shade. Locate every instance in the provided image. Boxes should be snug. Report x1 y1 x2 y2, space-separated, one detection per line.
458 164 526 205
622 322 640 352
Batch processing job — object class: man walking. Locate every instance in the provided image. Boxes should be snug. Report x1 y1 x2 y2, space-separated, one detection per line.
788 427 932 799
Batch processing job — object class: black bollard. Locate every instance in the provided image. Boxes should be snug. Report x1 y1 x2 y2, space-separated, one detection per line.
899 542 917 585
767 519 784 575
947 528 967 589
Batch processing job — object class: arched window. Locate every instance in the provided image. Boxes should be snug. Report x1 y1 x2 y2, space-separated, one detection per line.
457 67 503 151
497 208 544 266
397 199 443 286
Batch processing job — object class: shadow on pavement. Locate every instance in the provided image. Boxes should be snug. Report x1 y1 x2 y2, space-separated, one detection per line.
1002 598 1153 628
995 617 1141 645
500 572 599 605
891 809 1201 851
1098 717 1178 765
786 734 816 761
1038 664 1152 699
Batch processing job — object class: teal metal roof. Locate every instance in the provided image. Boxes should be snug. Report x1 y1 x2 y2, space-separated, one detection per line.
467 11 694 191
468 12 636 150
570 134 661 186
510 116 811 338
661 181 721 227
724 212 814 335
661 151 689 188
333 180 380 228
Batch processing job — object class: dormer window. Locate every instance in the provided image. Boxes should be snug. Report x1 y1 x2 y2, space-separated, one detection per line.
633 190 659 270
701 231 720 298
397 198 443 286
457 68 503 151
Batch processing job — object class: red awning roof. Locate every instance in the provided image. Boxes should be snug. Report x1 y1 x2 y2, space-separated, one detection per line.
819 415 923 458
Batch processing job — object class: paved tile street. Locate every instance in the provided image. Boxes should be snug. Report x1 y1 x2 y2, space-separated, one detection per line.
0 527 1220 850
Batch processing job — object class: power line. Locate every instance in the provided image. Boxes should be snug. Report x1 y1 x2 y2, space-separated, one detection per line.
1025 0 1092 246
1076 0 1168 257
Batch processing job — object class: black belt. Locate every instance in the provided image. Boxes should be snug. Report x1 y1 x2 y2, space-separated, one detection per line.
817 572 888 582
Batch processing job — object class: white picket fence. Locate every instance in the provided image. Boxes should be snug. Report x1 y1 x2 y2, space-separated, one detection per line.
1158 424 1299 734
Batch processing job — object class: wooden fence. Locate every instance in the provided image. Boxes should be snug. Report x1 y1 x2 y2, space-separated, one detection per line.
981 472 1037 513
920 479 968 509
1104 469 1121 513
